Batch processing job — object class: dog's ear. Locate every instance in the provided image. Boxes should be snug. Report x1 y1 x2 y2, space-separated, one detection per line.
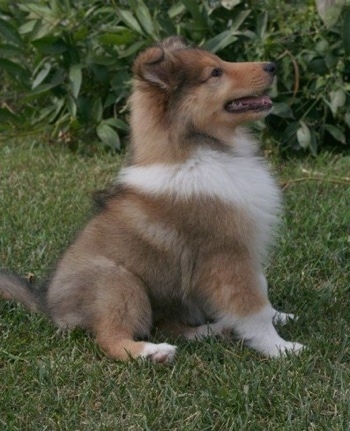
133 37 188 90
160 36 188 52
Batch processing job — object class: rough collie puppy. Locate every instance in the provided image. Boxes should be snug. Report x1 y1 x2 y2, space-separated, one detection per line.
0 37 304 363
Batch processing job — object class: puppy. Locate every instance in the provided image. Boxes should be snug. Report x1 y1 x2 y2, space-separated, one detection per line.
0 37 303 362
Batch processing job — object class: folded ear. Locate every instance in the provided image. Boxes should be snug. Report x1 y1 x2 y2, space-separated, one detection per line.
160 36 188 52
133 37 188 90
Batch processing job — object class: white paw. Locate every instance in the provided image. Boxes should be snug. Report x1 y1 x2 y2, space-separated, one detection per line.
139 342 177 363
268 341 305 358
273 311 297 326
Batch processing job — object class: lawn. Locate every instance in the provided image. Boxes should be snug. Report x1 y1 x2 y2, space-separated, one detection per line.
0 140 349 430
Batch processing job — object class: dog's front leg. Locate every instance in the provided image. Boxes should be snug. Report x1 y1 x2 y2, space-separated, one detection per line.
195 259 304 357
216 304 304 357
258 273 297 326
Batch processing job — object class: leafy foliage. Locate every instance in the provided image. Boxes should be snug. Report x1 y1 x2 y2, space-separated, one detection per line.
242 0 350 154
0 0 349 152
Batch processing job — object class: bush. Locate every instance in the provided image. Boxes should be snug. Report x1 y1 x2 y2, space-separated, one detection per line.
0 0 349 153
242 0 350 154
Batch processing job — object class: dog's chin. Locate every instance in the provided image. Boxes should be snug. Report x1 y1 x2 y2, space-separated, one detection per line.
224 95 273 115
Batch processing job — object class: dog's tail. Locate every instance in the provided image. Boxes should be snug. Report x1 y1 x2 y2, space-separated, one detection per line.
0 271 44 313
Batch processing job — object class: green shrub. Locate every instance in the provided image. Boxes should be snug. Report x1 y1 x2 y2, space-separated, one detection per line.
0 0 349 153
242 0 350 154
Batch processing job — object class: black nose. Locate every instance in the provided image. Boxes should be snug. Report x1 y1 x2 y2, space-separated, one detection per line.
263 62 276 76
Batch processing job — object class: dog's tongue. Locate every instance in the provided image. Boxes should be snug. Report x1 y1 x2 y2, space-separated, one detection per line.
225 95 273 112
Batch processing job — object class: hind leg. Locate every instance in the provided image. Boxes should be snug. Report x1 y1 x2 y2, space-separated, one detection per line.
92 267 176 362
48 259 176 362
91 265 176 362
95 327 176 363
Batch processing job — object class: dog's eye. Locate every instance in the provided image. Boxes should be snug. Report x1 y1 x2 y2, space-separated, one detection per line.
211 68 223 77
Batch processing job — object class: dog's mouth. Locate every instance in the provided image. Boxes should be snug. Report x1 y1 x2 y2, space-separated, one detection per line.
224 95 273 113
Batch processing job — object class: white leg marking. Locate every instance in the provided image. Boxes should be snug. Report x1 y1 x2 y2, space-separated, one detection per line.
139 342 177 363
219 305 304 357
258 273 268 295
259 274 298 327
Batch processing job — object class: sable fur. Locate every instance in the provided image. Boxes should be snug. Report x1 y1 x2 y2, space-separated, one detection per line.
0 36 304 362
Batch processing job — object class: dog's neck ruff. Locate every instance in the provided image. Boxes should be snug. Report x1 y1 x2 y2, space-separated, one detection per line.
119 144 281 233
120 145 281 260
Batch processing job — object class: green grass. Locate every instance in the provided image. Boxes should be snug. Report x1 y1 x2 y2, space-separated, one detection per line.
0 140 349 430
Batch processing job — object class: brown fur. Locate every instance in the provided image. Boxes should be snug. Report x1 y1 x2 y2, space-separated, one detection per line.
130 38 272 165
0 37 282 361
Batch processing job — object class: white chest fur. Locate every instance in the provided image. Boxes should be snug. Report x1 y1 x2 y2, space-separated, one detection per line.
119 146 282 257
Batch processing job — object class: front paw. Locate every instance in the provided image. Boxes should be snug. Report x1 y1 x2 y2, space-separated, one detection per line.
269 341 305 357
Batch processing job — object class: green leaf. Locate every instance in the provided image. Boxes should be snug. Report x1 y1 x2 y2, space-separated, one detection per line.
89 55 116 66
0 44 26 57
104 118 129 132
32 63 51 89
343 7 350 55
67 94 77 118
99 27 135 46
134 0 155 37
27 82 61 97
230 9 251 32
96 121 121 149
324 124 346 144
316 0 343 27
32 104 56 125
221 0 241 9
168 2 186 19
18 3 53 19
69 64 82 100
47 97 65 122
297 120 311 149
118 40 145 58
117 9 144 35
90 98 103 123
0 18 23 46
19 19 38 35
0 58 29 83
32 36 67 54
345 109 350 128
201 11 250 50
272 103 295 119
329 88 346 116
182 0 208 30
31 21 60 41
309 128 318 156
203 30 238 53
257 11 268 40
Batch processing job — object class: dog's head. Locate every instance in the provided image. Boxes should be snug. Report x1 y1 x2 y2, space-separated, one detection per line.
133 36 275 140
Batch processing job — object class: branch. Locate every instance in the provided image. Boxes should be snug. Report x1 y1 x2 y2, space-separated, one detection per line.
281 176 350 190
